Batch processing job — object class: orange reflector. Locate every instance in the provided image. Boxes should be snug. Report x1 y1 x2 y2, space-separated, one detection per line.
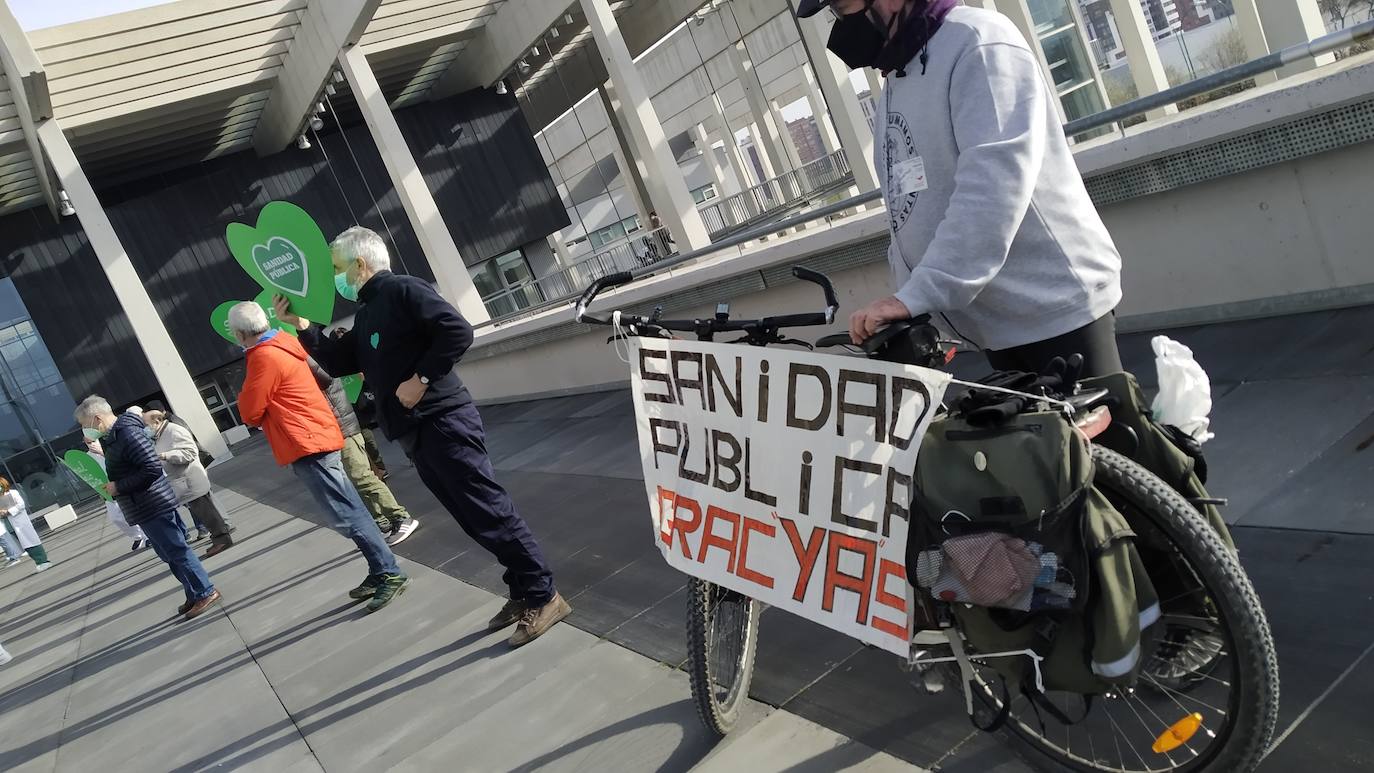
1153 713 1204 754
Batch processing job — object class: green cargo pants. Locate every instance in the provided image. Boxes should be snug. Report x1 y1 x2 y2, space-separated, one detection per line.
340 433 410 531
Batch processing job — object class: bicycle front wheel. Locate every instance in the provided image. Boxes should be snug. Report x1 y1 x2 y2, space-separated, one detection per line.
967 446 1279 772
686 578 760 736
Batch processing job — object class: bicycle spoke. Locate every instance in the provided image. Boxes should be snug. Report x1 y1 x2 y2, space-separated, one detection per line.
1134 686 1201 760
1121 690 1176 769
1104 697 1151 772
1142 672 1228 717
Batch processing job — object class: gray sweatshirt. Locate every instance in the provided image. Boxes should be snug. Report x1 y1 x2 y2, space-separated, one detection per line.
875 6 1122 351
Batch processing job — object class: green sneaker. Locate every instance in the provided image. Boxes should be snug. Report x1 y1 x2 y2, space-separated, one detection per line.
349 575 382 600
367 574 409 613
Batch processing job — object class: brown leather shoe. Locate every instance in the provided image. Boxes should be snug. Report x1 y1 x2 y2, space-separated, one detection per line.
509 593 571 648
488 598 528 631
177 599 194 616
184 589 221 620
202 540 233 559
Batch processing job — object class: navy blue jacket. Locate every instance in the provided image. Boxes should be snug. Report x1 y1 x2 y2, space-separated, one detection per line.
103 411 179 525
302 271 474 441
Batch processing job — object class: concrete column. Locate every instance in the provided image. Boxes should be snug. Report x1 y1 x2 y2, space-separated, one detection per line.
693 122 734 197
598 84 653 230
1255 0 1334 76
770 99 807 168
36 120 230 458
580 0 711 250
338 46 489 322
802 65 840 154
1230 0 1278 85
863 68 884 106
547 231 573 267
746 123 778 180
728 42 793 176
1104 0 1177 119
709 101 755 189
791 3 880 193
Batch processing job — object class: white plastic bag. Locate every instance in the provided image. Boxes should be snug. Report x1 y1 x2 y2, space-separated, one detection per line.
1150 336 1214 443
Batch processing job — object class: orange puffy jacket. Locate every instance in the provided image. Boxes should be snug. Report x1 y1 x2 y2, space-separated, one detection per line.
238 331 344 466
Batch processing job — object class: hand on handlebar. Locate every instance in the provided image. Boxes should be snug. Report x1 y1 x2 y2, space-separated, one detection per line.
849 296 912 345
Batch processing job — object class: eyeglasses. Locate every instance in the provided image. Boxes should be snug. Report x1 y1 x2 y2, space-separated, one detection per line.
826 1 870 20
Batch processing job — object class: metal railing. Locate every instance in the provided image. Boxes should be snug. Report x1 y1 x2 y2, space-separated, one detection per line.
480 225 678 317
697 148 854 239
474 19 1374 329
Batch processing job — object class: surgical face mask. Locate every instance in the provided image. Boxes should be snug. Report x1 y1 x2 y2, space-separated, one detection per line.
82 426 103 441
335 270 359 303
826 3 887 70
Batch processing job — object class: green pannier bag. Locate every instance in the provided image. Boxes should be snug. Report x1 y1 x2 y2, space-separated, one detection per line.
908 410 1160 694
1081 371 1234 550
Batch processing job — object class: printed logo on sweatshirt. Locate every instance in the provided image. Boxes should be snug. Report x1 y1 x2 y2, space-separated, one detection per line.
885 112 920 231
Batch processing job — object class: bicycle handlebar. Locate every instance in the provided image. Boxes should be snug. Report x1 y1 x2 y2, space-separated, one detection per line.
574 265 839 334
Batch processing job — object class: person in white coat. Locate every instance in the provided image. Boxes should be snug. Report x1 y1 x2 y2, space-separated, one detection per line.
0 476 52 571
84 438 147 551
144 410 234 558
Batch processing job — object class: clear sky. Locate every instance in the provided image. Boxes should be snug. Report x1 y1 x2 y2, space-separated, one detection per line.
9 0 177 31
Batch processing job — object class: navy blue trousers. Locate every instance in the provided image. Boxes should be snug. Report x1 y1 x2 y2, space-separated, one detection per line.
411 402 554 605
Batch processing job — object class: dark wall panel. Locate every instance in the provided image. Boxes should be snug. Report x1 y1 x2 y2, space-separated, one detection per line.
397 88 569 265
2 88 566 408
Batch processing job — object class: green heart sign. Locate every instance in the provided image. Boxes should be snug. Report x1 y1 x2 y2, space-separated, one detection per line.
62 450 112 502
209 301 237 345
341 373 363 404
253 289 299 338
208 294 297 346
226 201 335 324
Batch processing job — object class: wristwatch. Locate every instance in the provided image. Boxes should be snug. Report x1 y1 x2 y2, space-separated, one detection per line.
418 375 431 385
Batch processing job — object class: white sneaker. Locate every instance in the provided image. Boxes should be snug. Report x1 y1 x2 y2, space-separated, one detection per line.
0 645 12 666
385 518 419 546
3 558 20 568
34 562 52 573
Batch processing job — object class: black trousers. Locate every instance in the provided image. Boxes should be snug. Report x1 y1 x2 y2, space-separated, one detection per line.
185 494 232 543
409 402 555 605
985 312 1124 378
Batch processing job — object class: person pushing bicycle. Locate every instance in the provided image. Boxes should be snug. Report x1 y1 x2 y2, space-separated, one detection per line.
797 0 1125 375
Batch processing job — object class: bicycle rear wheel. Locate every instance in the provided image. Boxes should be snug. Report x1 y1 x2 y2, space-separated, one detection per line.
963 446 1278 772
686 578 760 736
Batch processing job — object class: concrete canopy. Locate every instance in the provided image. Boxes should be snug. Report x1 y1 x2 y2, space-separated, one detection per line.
0 0 513 209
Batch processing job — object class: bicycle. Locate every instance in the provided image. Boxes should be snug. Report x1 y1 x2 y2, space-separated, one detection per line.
575 267 1279 772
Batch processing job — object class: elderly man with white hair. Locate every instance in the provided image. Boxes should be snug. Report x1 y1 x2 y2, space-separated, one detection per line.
229 301 409 613
75 395 220 619
275 226 568 648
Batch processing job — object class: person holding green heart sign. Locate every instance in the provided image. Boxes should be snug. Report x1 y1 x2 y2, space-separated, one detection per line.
279 226 569 648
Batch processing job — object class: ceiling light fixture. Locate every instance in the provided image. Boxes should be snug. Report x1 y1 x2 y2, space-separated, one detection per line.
309 116 325 131
58 190 75 217
530 45 540 57
495 81 508 94
549 27 559 38
297 134 312 150
517 58 529 72
564 13 574 24
324 84 336 96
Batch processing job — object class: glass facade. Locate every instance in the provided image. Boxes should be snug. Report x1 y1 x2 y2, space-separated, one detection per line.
1025 0 1110 134
0 279 95 512
472 249 544 317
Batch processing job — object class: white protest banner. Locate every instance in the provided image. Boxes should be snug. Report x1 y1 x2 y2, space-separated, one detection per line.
628 337 950 655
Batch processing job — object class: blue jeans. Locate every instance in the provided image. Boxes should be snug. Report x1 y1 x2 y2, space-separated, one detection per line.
140 508 215 602
292 451 401 578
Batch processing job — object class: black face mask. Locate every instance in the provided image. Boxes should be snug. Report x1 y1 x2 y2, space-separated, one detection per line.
826 2 936 77
826 5 887 71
